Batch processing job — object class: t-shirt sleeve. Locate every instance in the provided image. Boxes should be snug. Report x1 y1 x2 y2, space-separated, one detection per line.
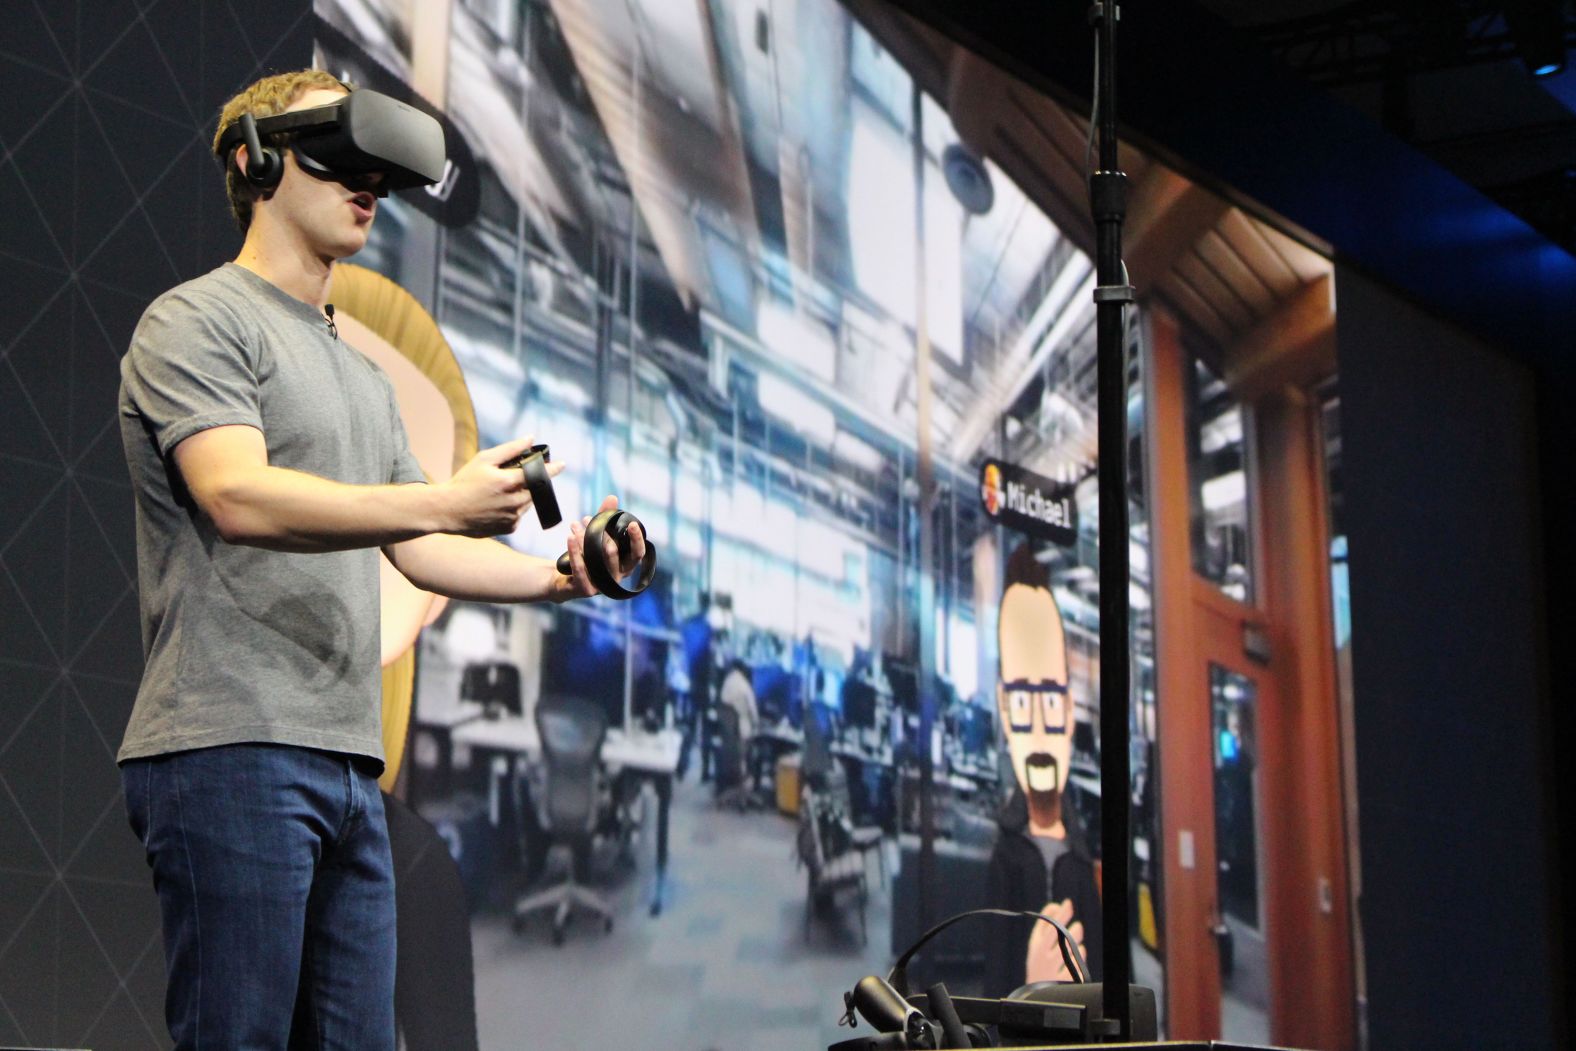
381 373 429 486
121 289 264 458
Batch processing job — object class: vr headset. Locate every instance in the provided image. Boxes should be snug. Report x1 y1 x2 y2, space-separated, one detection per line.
214 88 446 195
834 909 1158 1048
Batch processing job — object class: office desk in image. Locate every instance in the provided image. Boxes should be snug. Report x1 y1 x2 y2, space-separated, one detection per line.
756 720 803 752
831 738 893 768
451 718 683 915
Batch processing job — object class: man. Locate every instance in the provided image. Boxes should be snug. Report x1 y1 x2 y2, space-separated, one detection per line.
985 542 1103 994
718 658 761 744
716 656 763 793
676 593 713 779
117 70 640 1049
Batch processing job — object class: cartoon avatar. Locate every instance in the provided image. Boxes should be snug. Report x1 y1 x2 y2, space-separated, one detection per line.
985 542 1104 992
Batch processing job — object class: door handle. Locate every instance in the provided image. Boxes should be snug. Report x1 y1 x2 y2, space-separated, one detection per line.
1211 915 1235 978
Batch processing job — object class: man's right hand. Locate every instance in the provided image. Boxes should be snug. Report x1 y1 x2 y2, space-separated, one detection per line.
437 437 564 538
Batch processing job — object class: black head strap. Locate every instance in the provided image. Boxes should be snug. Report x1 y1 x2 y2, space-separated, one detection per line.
888 907 1089 995
215 100 349 159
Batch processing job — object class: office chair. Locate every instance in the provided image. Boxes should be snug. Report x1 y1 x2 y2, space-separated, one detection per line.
802 703 835 791
512 697 615 945
796 784 867 946
802 705 881 878
825 759 884 881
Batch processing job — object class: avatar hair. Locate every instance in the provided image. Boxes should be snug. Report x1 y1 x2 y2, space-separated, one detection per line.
1002 540 1049 594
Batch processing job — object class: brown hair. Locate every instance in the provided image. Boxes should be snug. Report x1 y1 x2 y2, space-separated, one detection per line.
1003 540 1048 594
212 69 350 232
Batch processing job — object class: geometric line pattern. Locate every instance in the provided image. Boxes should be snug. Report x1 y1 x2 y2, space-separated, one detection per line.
0 2 314 1045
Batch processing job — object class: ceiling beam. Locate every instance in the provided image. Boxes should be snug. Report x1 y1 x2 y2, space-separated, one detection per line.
1126 165 1232 294
1222 272 1335 399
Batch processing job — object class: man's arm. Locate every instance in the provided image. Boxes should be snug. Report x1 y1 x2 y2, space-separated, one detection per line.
382 533 568 603
384 495 644 604
175 424 537 552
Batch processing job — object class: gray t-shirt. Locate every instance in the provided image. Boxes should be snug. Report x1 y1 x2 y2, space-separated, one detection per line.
116 263 426 768
1033 832 1070 904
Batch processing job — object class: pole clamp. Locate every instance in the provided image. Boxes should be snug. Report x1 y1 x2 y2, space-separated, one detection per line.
1089 170 1128 222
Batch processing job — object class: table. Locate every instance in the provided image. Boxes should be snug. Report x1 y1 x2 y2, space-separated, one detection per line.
832 739 894 768
755 720 804 750
451 718 682 914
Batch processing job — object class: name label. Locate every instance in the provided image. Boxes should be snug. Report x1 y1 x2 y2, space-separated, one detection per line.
979 458 1078 546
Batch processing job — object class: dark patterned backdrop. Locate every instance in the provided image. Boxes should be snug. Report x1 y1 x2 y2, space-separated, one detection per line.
0 4 310 1046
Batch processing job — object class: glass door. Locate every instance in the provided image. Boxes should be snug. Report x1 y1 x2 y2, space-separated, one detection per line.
1202 642 1271 1045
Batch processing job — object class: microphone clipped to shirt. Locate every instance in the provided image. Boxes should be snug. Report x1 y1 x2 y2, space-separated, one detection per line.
324 303 338 340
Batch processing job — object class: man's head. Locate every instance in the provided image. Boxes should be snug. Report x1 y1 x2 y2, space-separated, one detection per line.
997 542 1072 833
213 70 380 255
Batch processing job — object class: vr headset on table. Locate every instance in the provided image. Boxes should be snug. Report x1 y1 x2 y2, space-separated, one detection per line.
213 88 447 194
835 908 1157 1048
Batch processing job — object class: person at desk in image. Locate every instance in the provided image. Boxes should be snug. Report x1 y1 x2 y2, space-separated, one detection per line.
985 543 1103 994
718 657 763 790
718 658 761 743
114 69 644 1049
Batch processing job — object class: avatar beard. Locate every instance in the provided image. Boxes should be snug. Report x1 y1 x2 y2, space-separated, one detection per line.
1024 752 1063 829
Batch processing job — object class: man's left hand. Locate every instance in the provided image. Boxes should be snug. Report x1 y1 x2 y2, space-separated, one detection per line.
560 494 646 599
1024 898 1085 984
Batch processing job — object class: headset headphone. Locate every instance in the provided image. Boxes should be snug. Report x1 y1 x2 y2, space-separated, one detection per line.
235 112 284 191
831 908 1156 1048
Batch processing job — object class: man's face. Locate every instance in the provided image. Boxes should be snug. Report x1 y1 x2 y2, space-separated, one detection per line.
248 87 381 258
997 581 1072 826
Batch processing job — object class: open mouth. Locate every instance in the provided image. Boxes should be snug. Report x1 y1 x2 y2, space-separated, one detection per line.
349 192 377 221
1025 752 1061 793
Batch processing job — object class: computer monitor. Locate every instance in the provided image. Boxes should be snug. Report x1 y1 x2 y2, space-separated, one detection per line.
885 658 918 714
1072 718 1097 761
843 677 878 731
805 697 837 742
460 660 522 714
819 666 845 713
753 663 792 724
957 702 995 757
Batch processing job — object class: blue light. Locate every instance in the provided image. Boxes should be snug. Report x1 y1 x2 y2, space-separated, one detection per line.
1533 61 1564 77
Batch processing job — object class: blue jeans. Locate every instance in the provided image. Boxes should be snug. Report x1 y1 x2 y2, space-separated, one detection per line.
123 744 396 1050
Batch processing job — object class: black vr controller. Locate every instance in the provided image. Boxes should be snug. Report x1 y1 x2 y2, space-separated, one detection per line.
497 445 657 601
499 445 561 530
831 908 1157 1049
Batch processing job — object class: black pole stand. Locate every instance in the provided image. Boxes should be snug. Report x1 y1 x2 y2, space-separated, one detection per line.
1090 0 1134 1040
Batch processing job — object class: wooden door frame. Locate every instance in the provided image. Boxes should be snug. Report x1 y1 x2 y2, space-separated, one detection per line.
1145 305 1355 1049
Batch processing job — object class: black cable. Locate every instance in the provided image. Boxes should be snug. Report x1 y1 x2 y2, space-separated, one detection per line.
1085 28 1099 176
887 907 1089 995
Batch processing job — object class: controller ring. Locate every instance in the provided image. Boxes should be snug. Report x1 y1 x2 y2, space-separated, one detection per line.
555 509 657 600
